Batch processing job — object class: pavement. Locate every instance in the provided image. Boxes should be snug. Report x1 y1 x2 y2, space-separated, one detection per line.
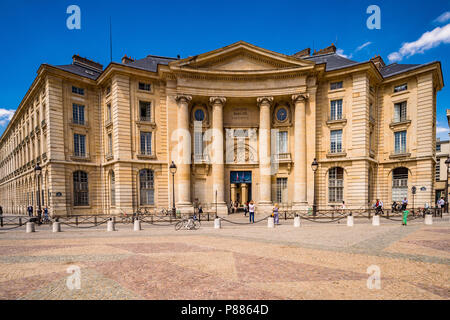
0 213 449 300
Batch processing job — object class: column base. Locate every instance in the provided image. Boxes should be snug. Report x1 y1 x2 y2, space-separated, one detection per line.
292 202 309 212
211 202 229 216
176 203 194 214
257 202 273 214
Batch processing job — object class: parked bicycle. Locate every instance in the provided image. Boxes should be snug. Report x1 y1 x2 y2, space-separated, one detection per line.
175 216 200 230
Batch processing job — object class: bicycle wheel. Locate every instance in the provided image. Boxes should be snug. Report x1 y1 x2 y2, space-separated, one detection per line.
175 220 185 231
193 220 201 230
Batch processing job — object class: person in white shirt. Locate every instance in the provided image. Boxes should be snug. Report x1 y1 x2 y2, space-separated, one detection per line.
248 200 255 223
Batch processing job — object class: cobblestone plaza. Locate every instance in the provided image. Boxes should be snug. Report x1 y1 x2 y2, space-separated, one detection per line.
0 215 448 300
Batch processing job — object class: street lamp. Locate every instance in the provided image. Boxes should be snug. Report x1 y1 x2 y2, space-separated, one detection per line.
445 157 450 212
311 158 319 216
169 161 177 218
34 163 42 224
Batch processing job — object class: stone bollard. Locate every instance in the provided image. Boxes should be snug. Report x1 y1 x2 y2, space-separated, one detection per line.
294 216 301 227
347 215 354 227
26 222 35 233
372 215 380 226
133 219 141 231
268 217 275 228
424 214 433 225
214 218 221 229
107 219 115 232
52 222 61 232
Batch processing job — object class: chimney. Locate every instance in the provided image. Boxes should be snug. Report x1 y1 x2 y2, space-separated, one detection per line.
72 54 103 71
121 54 135 64
313 44 336 56
292 48 311 58
370 55 385 70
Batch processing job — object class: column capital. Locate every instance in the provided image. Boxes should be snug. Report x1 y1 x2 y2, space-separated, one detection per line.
292 93 309 103
256 96 274 107
209 96 226 106
175 94 192 104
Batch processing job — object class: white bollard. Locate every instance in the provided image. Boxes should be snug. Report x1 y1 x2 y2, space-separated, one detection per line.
133 219 141 231
26 222 35 233
347 215 354 227
424 214 433 225
107 220 115 232
52 222 61 232
294 216 301 227
372 215 380 226
268 217 275 228
214 218 221 229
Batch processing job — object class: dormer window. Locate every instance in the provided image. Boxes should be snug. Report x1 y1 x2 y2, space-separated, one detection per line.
72 86 85 95
394 83 407 93
330 81 343 90
139 82 151 91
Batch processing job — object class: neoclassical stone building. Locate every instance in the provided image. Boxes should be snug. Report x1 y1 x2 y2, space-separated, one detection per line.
0 41 444 215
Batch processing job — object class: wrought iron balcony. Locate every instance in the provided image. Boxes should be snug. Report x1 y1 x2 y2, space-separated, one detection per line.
139 116 152 122
327 148 347 157
71 152 90 161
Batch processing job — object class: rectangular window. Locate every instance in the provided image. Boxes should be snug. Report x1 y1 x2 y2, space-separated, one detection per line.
330 81 343 90
74 134 86 157
329 168 344 202
139 101 152 122
436 162 440 181
437 144 441 152
72 86 84 95
330 100 343 120
140 132 152 155
106 86 111 95
394 83 407 93
277 131 288 154
139 82 151 91
72 104 85 125
108 133 113 156
394 131 407 154
330 130 342 153
276 178 288 204
107 104 112 123
394 102 407 122
194 131 204 157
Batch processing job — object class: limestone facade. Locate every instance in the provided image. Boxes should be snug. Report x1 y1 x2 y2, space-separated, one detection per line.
0 42 444 215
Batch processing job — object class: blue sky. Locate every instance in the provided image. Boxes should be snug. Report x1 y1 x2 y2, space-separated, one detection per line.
0 0 449 139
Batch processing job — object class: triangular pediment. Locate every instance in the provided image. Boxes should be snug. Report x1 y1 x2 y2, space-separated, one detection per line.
169 41 315 72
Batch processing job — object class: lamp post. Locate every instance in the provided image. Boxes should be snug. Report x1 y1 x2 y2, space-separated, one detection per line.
311 158 319 216
34 163 42 224
445 157 450 213
169 161 177 218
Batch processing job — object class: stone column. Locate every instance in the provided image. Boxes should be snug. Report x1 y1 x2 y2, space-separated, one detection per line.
292 94 308 209
257 96 273 213
230 184 237 203
210 96 228 214
241 183 248 205
175 95 193 212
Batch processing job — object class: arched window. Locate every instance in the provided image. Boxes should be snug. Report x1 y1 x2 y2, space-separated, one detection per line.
73 171 89 206
140 169 154 205
329 167 344 203
110 171 116 206
392 167 408 202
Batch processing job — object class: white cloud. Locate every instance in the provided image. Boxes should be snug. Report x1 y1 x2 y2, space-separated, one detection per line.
336 48 352 59
388 23 450 62
0 108 15 127
355 41 372 52
434 11 450 24
437 126 449 134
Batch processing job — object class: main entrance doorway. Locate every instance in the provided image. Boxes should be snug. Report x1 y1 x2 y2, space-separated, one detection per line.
230 171 252 209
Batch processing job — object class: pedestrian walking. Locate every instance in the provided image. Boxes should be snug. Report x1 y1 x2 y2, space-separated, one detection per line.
273 203 279 225
248 200 255 223
244 201 249 217
401 197 408 210
0 205 3 217
27 205 33 217
43 207 50 223
402 209 409 226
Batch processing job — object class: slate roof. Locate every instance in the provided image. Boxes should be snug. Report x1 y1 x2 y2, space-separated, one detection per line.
303 53 360 71
52 63 102 80
122 55 177 72
50 50 434 81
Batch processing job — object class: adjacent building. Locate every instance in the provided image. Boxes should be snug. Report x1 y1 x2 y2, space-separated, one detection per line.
0 41 444 215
